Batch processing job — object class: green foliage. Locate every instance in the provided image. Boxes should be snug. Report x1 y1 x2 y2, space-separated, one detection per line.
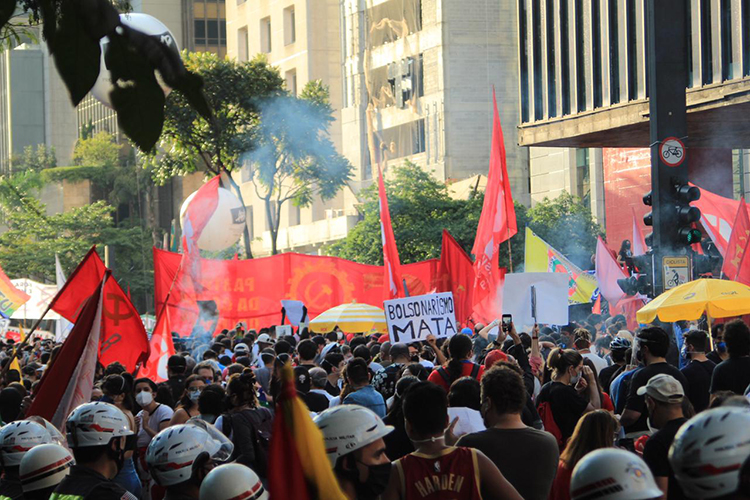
327 163 601 271
42 165 106 184
73 131 122 167
148 51 285 183
247 79 353 253
11 144 57 173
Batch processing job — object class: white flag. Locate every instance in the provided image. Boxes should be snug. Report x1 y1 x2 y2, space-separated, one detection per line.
55 254 73 342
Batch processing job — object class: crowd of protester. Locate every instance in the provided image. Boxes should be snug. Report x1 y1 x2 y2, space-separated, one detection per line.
2 311 750 499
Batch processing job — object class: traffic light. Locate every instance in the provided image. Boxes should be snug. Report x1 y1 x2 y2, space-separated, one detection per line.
674 181 702 246
643 192 654 249
616 254 654 297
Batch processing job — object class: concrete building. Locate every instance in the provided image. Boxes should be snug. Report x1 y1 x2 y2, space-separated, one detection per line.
226 0 360 256
0 38 78 173
516 0 750 245
339 0 530 203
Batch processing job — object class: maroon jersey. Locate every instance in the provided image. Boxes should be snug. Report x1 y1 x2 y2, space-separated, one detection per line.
393 446 483 499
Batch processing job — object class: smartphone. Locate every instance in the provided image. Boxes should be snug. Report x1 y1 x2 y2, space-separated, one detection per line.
502 314 512 332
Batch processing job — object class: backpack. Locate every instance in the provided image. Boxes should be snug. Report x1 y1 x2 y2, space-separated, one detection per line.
221 407 273 477
435 363 480 386
537 401 565 451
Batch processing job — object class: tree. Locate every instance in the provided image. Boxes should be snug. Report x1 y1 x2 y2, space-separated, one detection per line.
327 162 601 271
10 144 57 173
246 80 353 254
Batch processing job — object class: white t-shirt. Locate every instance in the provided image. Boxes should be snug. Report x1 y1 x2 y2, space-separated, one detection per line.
136 404 174 448
581 352 609 375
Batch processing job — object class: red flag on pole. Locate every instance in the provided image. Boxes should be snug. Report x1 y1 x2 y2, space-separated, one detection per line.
471 88 516 312
438 230 474 325
377 165 405 299
28 276 106 430
595 237 628 308
99 276 150 372
722 197 750 283
632 207 648 256
138 307 174 383
49 247 106 322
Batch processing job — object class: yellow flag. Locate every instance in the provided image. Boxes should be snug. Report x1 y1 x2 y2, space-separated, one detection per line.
18 325 25 343
9 348 20 375
524 227 598 304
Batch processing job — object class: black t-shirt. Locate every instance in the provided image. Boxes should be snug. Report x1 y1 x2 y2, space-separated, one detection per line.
599 363 622 395
625 363 689 434
324 380 340 397
53 465 137 500
537 381 589 441
303 391 330 412
643 418 689 500
710 357 750 395
706 350 724 365
457 427 559 500
0 476 22 500
680 359 715 412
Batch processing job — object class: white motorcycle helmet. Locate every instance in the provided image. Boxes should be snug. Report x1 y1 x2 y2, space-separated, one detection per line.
199 463 268 500
314 405 394 467
0 420 63 467
146 421 233 487
670 407 750 499
571 448 663 500
65 402 134 448
19 443 74 493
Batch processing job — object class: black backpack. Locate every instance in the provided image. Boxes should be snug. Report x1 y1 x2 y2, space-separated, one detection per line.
221 407 273 477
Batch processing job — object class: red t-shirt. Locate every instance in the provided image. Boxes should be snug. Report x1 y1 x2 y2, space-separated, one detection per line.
601 392 614 412
549 460 572 500
394 447 482 500
428 361 485 391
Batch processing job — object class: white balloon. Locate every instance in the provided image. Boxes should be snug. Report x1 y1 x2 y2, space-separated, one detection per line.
180 187 247 252
91 13 181 108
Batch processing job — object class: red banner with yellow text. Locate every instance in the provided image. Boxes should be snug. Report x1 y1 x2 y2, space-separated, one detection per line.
154 249 440 335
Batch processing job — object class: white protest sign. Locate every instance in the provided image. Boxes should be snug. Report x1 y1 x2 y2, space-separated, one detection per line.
384 292 458 344
502 273 569 327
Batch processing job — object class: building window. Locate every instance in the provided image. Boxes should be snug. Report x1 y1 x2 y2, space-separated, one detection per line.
366 119 426 166
193 0 227 57
248 206 254 239
195 19 206 44
608 0 619 103
701 0 712 85
592 0 602 108
284 6 296 45
238 26 248 61
546 0 556 116
576 149 591 208
626 0 637 101
519 0 530 122
261 17 272 53
367 0 422 47
560 0 570 115
285 69 297 95
744 0 750 76
575 0 585 112
532 0 543 120
721 0 733 80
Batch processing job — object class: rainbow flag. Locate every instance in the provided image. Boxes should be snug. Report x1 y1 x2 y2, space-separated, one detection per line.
0 265 29 319
268 363 347 500
524 227 598 305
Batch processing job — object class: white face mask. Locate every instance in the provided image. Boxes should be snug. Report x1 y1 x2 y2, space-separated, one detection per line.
570 369 582 386
136 391 153 406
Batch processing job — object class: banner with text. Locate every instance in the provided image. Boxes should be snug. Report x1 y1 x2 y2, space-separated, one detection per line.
384 292 458 344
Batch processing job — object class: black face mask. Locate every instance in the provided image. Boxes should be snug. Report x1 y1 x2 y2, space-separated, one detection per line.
354 461 392 499
107 440 126 475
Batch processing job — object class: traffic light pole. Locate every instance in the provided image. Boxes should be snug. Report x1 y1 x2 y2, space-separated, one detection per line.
646 0 689 296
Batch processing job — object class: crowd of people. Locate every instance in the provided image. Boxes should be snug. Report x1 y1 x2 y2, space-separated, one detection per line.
1 312 750 499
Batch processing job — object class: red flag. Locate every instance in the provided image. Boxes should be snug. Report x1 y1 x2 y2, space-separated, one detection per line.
722 197 750 283
632 207 648 256
49 247 106 322
100 276 150 372
472 89 516 308
377 166 405 299
438 230 474 324
595 237 628 307
472 267 506 324
138 308 174 383
28 276 106 430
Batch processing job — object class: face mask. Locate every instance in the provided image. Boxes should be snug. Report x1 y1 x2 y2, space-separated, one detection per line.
570 370 581 386
717 342 727 353
189 390 201 403
647 416 659 434
354 461 392 500
681 344 689 360
99 394 115 404
136 391 153 406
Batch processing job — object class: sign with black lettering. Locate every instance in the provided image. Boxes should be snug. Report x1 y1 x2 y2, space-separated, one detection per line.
384 292 457 344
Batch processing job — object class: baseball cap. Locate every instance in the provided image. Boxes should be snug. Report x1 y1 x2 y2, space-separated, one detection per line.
636 374 685 404
257 334 274 344
461 328 473 336
484 349 508 369
167 355 186 370
234 343 249 353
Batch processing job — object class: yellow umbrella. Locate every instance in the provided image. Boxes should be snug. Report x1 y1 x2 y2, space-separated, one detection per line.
309 302 387 334
637 279 750 324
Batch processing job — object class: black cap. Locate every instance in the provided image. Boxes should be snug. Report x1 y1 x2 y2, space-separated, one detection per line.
167 355 186 369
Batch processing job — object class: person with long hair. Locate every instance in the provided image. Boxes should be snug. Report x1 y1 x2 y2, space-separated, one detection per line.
216 370 274 479
427 333 484 391
550 410 620 500
537 348 601 443
169 374 207 426
101 374 141 499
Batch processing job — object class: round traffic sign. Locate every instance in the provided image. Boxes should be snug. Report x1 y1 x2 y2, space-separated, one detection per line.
659 137 685 167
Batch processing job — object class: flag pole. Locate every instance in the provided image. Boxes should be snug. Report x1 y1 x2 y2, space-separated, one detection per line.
507 239 513 273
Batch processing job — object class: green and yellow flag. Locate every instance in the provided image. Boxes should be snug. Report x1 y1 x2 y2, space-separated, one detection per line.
524 227 598 305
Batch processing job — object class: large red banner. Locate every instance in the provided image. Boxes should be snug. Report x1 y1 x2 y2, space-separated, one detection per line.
154 249 440 335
